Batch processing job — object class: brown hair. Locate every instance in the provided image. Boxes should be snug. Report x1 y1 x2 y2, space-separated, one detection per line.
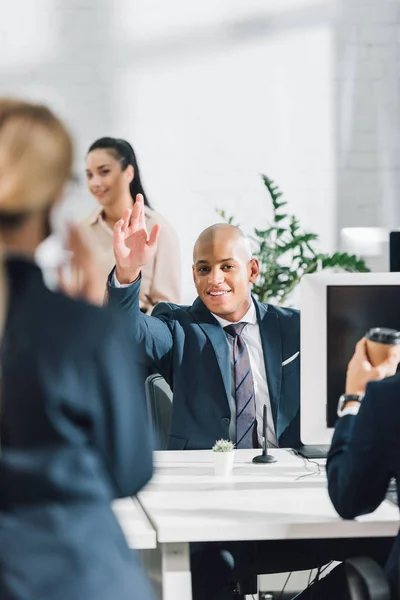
0 98 74 335
0 98 73 214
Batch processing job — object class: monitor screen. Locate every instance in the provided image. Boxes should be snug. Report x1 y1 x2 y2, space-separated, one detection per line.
326 285 400 427
390 231 400 272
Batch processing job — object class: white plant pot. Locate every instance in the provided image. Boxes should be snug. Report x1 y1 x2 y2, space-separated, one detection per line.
212 451 235 477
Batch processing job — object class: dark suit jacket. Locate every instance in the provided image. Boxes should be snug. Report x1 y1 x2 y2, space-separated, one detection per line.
0 258 154 600
108 275 300 450
327 374 400 594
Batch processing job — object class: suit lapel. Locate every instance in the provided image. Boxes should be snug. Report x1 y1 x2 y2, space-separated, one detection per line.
190 298 231 406
254 298 282 432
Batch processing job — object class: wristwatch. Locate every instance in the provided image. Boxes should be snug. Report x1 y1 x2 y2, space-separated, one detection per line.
337 393 364 417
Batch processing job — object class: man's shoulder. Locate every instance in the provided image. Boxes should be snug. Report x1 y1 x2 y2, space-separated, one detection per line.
152 301 192 319
262 302 300 321
256 302 300 343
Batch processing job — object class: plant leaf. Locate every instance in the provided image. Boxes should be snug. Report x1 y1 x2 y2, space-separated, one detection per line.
217 174 369 304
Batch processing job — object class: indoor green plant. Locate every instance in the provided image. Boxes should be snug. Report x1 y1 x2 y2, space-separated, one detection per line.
212 439 235 452
211 439 235 477
218 175 369 305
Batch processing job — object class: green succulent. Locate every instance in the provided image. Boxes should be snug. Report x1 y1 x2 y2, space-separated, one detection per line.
212 439 235 452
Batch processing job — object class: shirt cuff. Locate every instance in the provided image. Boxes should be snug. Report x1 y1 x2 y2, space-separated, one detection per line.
339 405 361 417
112 272 136 289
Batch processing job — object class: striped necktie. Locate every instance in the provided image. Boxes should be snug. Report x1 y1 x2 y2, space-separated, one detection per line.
224 322 257 449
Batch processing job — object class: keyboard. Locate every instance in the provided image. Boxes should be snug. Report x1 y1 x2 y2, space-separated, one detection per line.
295 445 330 460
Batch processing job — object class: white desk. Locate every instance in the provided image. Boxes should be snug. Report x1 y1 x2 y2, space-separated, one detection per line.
112 497 156 550
139 449 399 600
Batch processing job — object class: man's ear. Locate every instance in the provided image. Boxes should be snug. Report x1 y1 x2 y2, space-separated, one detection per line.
249 258 260 283
192 264 196 284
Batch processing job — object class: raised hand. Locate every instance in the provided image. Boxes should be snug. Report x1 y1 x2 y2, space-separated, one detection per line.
113 194 161 284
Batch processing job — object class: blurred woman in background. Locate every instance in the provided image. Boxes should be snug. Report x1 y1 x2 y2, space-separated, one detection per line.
81 137 181 312
0 99 154 600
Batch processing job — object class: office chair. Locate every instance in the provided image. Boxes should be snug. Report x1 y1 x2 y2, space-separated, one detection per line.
345 558 391 600
145 373 173 450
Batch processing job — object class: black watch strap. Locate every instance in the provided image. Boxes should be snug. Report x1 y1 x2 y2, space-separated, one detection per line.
342 394 363 402
338 393 363 416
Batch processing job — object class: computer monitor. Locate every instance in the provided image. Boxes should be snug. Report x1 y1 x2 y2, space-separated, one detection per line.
390 231 400 272
300 272 400 446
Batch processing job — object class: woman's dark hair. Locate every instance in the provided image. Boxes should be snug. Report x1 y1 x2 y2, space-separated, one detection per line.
87 137 151 208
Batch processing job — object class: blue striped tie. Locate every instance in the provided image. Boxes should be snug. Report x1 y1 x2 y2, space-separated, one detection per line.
224 323 257 449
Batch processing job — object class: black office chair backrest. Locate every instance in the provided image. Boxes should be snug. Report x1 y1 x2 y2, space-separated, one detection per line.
145 374 173 450
346 558 391 600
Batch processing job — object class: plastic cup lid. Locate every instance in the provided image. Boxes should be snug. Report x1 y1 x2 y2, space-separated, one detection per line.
365 327 400 344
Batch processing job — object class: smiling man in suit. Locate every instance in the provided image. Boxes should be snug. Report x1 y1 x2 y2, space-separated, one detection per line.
106 195 319 599
107 194 301 452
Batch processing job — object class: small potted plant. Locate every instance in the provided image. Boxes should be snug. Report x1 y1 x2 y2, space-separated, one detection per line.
211 439 235 477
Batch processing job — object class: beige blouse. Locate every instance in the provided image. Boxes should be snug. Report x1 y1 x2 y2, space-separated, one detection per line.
79 205 181 312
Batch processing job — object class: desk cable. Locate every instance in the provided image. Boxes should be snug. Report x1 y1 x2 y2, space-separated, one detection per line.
308 561 333 598
276 571 293 599
260 561 333 599
288 448 322 480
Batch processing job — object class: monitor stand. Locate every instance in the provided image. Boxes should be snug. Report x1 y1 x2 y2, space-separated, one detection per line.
295 444 330 459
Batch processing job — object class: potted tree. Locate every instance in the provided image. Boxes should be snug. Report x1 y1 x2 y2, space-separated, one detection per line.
218 175 369 305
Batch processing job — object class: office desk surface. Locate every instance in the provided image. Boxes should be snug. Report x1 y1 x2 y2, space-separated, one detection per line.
139 449 399 544
151 448 324 485
112 497 156 549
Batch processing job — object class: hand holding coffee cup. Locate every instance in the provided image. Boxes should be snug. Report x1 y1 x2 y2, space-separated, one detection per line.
365 327 400 376
345 330 400 395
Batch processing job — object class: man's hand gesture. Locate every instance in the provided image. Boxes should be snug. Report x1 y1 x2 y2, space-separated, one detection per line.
113 194 161 284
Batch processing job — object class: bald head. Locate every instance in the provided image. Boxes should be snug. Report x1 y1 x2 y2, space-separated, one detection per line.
192 223 259 321
193 223 252 262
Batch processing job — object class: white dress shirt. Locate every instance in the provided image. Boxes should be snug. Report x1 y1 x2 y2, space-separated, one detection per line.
113 272 133 288
212 302 278 448
339 405 361 417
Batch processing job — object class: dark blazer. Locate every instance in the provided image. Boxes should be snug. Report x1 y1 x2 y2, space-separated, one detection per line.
0 258 154 600
327 374 400 595
108 275 300 450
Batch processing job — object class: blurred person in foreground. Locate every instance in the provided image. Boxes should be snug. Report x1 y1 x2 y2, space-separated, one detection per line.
80 136 181 311
0 99 154 600
323 338 400 599
290 338 400 600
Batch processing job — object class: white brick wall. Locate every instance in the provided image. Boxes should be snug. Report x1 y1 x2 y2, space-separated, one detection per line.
335 0 400 246
1 0 400 302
